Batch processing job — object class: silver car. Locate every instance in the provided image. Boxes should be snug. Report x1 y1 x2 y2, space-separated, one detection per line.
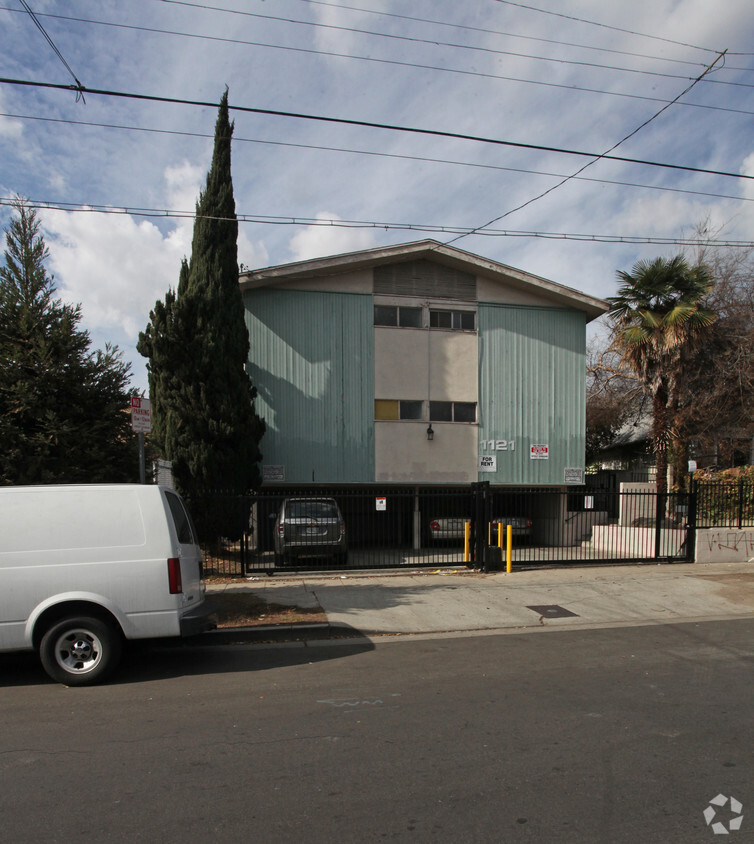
428 515 532 544
273 497 347 565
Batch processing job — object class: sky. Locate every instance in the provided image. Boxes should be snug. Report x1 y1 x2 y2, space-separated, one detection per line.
1 0 753 395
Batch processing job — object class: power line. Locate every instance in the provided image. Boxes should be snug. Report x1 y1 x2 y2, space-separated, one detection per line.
3 77 753 182
447 50 730 245
144 1 750 87
289 0 754 68
6 110 753 206
493 0 722 54
4 196 753 247
16 0 85 100
4 6 752 100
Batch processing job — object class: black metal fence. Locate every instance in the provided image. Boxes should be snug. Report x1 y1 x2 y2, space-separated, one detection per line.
191 479 753 577
693 478 754 529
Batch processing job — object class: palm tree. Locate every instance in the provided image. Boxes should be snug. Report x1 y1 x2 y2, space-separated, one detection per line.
608 255 716 493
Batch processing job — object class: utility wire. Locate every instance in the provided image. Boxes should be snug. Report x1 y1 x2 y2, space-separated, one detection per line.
446 50 730 246
16 0 85 100
2 77 753 182
145 1 746 86
5 110 752 205
493 0 721 55
4 196 753 248
290 0 753 66
4 7 751 98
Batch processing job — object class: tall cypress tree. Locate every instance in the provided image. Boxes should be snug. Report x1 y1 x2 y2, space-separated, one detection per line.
138 90 264 507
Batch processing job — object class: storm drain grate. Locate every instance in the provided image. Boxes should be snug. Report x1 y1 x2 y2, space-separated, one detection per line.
526 604 579 619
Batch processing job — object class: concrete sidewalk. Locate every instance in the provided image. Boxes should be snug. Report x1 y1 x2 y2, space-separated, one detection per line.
207 561 754 638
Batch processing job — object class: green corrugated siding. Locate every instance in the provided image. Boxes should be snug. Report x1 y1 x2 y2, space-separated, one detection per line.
244 289 374 483
478 305 586 484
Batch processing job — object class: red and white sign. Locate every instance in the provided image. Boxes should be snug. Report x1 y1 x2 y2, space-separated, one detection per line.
130 397 152 434
530 443 549 460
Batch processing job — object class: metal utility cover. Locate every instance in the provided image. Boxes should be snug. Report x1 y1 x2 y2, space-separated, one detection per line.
526 605 579 619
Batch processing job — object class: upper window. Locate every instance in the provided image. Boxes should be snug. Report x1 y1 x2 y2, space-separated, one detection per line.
399 400 423 420
430 401 477 423
374 305 423 328
398 307 422 328
375 400 424 420
374 305 397 326
430 309 475 331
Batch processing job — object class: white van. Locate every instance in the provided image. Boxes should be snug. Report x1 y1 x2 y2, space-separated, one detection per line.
0 484 214 685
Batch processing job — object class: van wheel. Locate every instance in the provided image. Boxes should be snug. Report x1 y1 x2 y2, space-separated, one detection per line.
39 616 122 686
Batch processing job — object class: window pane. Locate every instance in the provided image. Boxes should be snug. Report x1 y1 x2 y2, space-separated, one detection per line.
374 305 397 326
459 311 475 330
454 402 477 422
399 307 422 328
399 400 423 420
429 401 452 422
165 491 195 544
430 310 451 329
375 399 399 420
288 500 338 519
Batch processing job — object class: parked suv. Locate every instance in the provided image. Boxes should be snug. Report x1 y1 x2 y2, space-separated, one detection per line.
273 497 347 565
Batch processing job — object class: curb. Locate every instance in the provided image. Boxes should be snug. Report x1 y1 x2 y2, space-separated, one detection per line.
193 622 360 645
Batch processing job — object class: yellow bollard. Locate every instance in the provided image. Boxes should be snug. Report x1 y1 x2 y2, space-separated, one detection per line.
506 524 513 573
464 520 471 563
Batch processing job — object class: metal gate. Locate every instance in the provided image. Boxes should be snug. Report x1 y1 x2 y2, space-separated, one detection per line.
197 483 696 576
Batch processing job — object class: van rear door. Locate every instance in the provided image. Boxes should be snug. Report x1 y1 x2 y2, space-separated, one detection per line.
162 490 208 627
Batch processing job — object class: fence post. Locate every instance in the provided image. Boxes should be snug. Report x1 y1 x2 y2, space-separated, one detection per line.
472 481 490 570
687 479 697 562
738 477 745 530
654 489 664 559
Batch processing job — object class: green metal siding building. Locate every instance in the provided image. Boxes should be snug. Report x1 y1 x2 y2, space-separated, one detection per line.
240 240 606 487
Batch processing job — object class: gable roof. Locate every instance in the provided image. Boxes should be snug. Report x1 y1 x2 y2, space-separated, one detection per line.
239 239 609 321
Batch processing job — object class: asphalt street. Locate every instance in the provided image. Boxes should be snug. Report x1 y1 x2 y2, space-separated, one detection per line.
2 618 753 843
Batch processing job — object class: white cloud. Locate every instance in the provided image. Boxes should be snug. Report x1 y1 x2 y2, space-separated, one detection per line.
238 229 269 272
43 209 183 338
0 115 23 140
287 213 377 262
4 0 753 392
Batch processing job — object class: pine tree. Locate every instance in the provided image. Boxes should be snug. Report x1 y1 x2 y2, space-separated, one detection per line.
0 199 137 483
138 90 265 515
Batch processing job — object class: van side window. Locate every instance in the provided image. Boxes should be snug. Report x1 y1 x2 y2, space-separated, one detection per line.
165 491 196 544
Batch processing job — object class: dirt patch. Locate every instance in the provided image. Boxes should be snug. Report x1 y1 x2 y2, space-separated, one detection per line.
209 591 327 628
691 572 754 607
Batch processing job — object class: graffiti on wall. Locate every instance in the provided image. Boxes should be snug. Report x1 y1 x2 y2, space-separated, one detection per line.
700 530 754 561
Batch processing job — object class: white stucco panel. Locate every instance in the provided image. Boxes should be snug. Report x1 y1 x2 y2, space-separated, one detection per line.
374 328 428 398
375 421 478 483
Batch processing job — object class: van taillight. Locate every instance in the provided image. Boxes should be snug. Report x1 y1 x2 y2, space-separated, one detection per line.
168 558 183 594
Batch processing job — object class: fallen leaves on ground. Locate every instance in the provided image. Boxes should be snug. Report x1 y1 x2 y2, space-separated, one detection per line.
210 591 327 628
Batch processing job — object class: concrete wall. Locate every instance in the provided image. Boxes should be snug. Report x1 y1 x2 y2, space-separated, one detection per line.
375 421 478 483
590 525 687 556
696 529 754 563
374 325 478 402
619 482 656 526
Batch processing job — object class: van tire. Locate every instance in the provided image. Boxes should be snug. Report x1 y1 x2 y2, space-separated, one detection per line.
39 616 122 686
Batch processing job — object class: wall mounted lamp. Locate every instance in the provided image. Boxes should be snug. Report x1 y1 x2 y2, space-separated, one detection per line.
426 424 434 441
